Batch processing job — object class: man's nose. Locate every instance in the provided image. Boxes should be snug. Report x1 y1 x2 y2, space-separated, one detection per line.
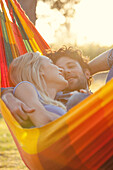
64 68 71 78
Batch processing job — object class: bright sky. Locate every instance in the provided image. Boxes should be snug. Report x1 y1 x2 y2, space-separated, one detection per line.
36 0 113 46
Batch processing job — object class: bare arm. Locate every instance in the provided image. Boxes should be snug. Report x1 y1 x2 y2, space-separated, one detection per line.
89 49 113 75
14 82 60 127
1 88 35 127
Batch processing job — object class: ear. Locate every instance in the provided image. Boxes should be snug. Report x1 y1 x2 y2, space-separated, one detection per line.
84 69 91 80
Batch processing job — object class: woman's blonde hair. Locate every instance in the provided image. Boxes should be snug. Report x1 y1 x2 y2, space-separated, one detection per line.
9 52 66 110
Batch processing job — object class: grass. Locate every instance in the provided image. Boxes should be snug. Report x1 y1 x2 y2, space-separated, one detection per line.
0 118 28 170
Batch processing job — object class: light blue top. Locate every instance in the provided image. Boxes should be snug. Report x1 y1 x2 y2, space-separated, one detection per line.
13 81 66 116
106 65 113 82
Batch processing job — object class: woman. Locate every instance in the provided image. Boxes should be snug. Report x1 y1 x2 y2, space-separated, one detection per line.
9 52 68 127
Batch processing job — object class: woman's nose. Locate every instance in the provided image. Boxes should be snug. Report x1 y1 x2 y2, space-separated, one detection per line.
59 67 64 75
59 67 63 72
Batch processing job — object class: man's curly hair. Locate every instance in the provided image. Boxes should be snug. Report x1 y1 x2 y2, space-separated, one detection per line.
44 46 92 86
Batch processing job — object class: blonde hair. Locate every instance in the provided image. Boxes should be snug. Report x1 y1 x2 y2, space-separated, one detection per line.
9 52 66 110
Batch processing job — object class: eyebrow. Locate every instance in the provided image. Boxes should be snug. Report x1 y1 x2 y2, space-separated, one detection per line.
57 62 77 68
66 62 77 65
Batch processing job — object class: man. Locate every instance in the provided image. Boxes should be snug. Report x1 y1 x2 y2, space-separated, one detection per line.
1 46 113 125
45 46 92 109
45 46 113 109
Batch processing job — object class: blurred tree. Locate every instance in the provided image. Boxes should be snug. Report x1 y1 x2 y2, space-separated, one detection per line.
44 0 80 17
17 0 37 25
79 43 113 60
17 0 80 27
43 0 80 31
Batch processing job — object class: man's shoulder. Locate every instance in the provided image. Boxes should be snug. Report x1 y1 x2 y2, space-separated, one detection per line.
56 91 76 99
56 90 93 106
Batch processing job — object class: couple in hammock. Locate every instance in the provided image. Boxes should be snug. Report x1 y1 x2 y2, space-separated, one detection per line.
3 46 113 128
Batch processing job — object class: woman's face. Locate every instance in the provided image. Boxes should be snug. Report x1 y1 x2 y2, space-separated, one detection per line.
40 56 68 92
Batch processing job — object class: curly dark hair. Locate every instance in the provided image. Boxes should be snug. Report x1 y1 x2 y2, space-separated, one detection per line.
44 46 92 87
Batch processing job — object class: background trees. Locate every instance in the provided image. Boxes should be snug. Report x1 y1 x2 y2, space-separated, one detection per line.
17 0 112 60
17 0 80 27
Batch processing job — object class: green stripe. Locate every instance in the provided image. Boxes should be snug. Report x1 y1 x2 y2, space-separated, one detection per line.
23 40 33 52
11 5 33 52
0 12 13 67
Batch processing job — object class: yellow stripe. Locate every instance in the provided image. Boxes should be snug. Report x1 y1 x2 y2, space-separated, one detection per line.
10 0 42 53
2 2 18 58
1 99 40 154
1 78 113 154
29 38 42 53
37 79 113 152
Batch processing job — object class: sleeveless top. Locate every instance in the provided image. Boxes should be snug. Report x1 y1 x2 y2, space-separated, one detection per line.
13 81 66 116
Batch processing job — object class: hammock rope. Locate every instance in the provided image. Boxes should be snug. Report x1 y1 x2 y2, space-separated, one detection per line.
0 0 113 169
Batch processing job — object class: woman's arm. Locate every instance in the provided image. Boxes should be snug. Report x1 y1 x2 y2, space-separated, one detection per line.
14 82 60 127
89 49 113 75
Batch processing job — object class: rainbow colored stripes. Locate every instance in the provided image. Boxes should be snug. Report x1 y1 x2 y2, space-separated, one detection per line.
1 0 113 169
0 0 50 87
1 79 113 169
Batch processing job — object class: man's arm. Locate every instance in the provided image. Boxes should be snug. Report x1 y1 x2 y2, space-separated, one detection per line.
1 88 35 127
89 48 113 75
14 82 60 127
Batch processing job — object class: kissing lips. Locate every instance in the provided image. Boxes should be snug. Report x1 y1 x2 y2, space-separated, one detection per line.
68 78 75 83
67 76 78 83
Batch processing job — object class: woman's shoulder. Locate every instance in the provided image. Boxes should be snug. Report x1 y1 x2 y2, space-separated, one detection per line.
13 81 41 98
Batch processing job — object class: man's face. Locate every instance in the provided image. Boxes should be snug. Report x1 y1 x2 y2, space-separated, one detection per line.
56 56 89 92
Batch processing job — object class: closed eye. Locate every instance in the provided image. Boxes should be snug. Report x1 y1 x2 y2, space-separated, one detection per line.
68 64 76 68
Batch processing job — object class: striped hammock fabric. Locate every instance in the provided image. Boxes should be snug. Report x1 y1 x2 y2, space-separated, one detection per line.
0 0 50 88
1 0 113 169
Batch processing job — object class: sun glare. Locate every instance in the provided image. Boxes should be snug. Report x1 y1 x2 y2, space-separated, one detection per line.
2 0 13 22
72 0 113 46
36 1 65 43
36 0 113 46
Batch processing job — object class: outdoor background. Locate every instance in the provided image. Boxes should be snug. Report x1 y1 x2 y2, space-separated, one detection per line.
0 0 113 169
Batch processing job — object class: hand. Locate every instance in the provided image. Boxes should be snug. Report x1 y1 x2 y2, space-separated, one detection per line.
79 89 92 94
11 101 35 127
2 93 35 127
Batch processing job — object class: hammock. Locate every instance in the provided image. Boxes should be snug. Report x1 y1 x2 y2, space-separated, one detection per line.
1 0 113 169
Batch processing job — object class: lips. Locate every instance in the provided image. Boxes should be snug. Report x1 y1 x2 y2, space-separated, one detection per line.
59 72 66 80
67 78 74 83
66 76 78 81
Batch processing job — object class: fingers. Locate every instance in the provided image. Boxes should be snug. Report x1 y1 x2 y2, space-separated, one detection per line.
79 89 87 93
15 116 33 128
13 113 34 128
14 115 27 126
21 119 34 128
19 107 29 120
21 103 35 113
11 106 34 127
11 106 28 121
